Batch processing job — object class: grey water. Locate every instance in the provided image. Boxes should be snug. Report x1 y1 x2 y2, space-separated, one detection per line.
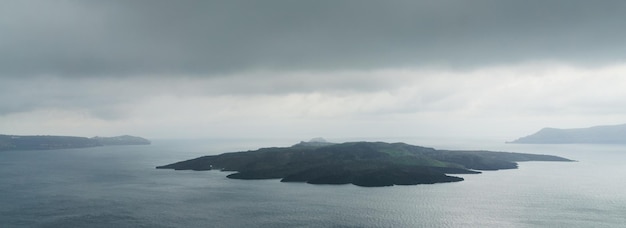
1 138 626 228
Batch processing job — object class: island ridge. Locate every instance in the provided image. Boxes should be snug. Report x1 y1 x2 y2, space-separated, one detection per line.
157 139 572 187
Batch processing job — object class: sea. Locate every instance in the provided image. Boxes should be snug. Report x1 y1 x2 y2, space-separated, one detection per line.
1 137 625 228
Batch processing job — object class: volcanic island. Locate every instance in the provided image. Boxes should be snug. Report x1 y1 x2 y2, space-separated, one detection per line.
157 139 572 187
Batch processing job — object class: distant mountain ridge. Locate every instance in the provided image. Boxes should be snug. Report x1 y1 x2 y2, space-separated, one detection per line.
0 134 150 151
93 135 151 146
291 137 336 147
509 123 626 144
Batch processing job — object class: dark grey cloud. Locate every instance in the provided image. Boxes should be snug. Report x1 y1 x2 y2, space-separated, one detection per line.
0 70 402 117
2 0 626 78
0 76 143 118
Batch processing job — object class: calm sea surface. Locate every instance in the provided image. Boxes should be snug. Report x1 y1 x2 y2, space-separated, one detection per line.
1 138 625 227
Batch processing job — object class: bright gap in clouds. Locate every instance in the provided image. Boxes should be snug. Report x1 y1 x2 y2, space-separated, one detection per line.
2 62 626 140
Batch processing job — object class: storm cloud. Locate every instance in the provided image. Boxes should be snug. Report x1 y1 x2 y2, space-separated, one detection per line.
2 1 626 139
2 0 626 77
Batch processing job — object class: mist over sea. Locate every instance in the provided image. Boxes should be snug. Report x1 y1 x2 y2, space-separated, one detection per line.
1 138 625 227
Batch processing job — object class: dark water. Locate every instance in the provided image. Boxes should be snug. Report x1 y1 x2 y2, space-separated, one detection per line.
1 138 626 227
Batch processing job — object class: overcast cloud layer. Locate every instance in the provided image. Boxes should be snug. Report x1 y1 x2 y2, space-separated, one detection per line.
3 0 626 76
2 1 626 140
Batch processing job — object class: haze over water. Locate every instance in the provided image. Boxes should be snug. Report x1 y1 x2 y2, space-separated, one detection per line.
3 2 626 227
1 138 624 227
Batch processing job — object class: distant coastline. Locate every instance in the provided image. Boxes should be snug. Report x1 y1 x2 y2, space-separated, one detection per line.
0 134 150 151
508 123 626 144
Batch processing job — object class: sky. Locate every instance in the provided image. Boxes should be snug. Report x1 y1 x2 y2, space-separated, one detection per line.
2 0 626 141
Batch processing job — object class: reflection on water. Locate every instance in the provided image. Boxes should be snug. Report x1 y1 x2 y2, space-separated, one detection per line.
1 138 625 227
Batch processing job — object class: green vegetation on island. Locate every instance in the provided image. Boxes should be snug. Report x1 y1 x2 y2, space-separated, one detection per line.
0 134 150 151
157 139 572 187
